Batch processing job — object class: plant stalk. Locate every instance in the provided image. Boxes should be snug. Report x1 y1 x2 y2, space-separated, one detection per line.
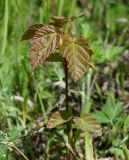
64 59 73 160
57 0 64 16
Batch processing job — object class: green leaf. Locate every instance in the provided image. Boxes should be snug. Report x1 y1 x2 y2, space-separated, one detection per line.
109 147 125 159
73 113 102 136
0 131 13 160
47 110 72 129
123 116 129 136
0 131 8 142
0 145 7 159
45 51 63 62
21 24 44 41
122 145 129 160
30 25 61 69
102 94 123 122
61 34 93 81
93 110 111 124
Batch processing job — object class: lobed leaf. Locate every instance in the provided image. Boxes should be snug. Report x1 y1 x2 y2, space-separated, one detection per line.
21 24 44 41
73 113 102 136
51 16 68 27
61 34 93 81
47 110 72 129
30 25 61 69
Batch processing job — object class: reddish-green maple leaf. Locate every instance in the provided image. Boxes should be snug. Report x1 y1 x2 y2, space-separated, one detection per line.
21 24 44 41
61 34 93 81
30 25 61 69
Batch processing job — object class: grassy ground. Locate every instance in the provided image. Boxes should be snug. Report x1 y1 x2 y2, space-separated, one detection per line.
0 0 129 159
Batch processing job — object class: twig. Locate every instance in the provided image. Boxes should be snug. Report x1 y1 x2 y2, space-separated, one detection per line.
64 59 74 160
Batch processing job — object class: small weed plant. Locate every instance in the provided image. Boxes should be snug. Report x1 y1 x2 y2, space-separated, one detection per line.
22 14 102 159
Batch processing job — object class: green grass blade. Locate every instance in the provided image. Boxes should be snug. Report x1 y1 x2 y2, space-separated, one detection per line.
57 0 65 16
85 131 95 160
1 0 8 55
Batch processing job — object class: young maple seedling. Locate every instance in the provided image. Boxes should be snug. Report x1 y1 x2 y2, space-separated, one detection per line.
22 13 102 159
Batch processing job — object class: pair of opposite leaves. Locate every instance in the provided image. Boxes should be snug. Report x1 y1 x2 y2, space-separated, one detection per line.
21 14 93 81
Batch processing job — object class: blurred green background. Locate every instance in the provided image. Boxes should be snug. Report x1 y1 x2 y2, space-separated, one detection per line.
0 0 129 159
